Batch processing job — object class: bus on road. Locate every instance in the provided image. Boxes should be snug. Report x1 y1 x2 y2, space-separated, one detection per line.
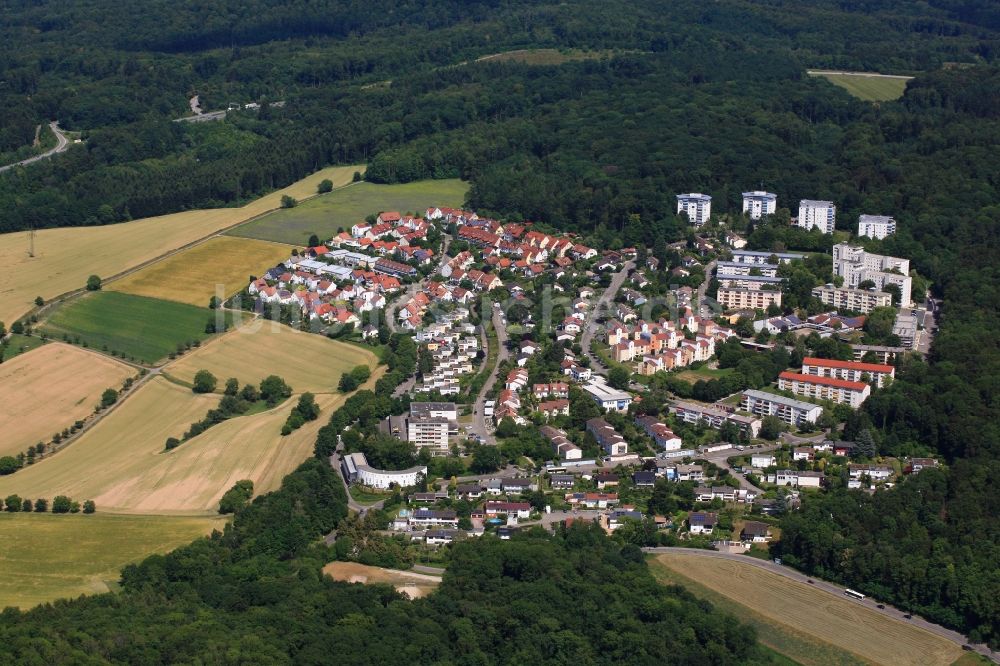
844 588 866 600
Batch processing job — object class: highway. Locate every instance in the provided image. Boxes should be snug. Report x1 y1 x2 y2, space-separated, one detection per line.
0 122 71 173
644 547 999 663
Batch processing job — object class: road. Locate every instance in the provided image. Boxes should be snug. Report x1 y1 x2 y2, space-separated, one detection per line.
432 464 520 489
328 447 386 515
644 547 999 663
698 442 781 494
174 109 227 123
470 306 510 445
0 122 70 173
579 260 635 375
916 297 939 355
806 69 915 81
696 259 718 318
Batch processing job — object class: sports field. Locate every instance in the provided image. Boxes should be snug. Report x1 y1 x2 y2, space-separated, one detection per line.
651 553 962 666
0 164 361 326
108 236 291 306
230 179 468 245
0 513 225 609
165 323 377 393
0 367 382 514
40 291 230 364
0 343 134 457
808 71 912 101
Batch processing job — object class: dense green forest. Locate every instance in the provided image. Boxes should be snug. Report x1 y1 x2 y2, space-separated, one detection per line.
2 0 1000 654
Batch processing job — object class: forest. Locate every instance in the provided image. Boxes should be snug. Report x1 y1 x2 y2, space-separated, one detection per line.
1 0 1000 654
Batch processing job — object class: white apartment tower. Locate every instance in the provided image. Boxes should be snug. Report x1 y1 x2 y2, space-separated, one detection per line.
832 243 912 306
742 191 777 220
857 214 896 239
676 193 712 227
797 199 836 234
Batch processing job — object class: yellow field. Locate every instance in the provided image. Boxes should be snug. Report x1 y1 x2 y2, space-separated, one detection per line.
323 561 441 599
164 323 378 393
0 361 383 514
0 513 226 609
0 342 134 457
107 236 291 306
0 164 361 325
652 554 962 666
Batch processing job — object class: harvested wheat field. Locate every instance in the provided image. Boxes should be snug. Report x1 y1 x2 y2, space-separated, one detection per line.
0 368 382 514
165 323 377 393
652 553 962 666
0 513 226 609
323 561 441 599
0 343 134 457
0 164 361 325
108 237 291 306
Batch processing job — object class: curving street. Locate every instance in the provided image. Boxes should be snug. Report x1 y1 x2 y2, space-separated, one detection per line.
0 122 70 173
580 260 634 375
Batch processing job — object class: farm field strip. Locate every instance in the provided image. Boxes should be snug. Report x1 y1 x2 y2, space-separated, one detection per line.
651 553 962 666
0 513 226 609
40 291 228 365
164 322 378 394
0 342 134 457
108 236 292 306
229 179 468 245
0 164 361 326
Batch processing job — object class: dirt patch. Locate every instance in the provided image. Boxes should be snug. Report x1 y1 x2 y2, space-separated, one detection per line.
323 561 441 599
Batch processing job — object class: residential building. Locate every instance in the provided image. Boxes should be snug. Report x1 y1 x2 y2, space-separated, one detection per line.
676 193 712 227
541 425 582 460
717 287 782 311
848 464 893 481
731 250 805 265
851 344 907 364
716 274 784 290
410 509 459 528
484 501 531 519
405 416 451 454
340 452 426 490
634 415 683 450
741 389 823 426
772 469 823 488
424 529 461 546
581 379 632 412
750 454 776 469
671 401 762 438
778 371 871 408
793 446 814 461
742 191 777 220
550 474 576 490
892 311 919 348
410 402 458 420
812 284 891 314
832 243 912 306
688 511 718 534
858 214 896 239
908 458 939 474
675 464 704 481
797 199 836 234
586 418 628 456
716 260 779 278
740 521 772 543
800 357 895 388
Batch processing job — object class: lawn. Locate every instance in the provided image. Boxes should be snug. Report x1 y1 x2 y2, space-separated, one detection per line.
108 236 291 306
808 71 912 101
0 368 383 514
650 553 962 666
0 342 134 457
349 486 391 504
475 48 620 66
1 333 47 361
674 366 734 384
40 291 231 364
0 164 361 326
0 513 226 609
229 179 469 245
164 321 378 394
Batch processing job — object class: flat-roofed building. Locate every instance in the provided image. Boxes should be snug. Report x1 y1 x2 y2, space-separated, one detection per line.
797 199 836 234
742 191 777 220
717 260 778 278
741 389 823 426
731 250 805 265
858 214 896 239
832 243 912 306
677 193 712 227
582 379 632 412
341 452 426 489
778 371 871 408
812 284 891 314
717 287 782 311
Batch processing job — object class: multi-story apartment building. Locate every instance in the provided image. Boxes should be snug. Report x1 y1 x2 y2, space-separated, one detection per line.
800 357 895 388
811 284 892 314
716 287 782 311
778 371 871 408
586 418 628 456
676 193 712 227
797 199 837 233
740 389 823 425
857 214 896 239
716 274 784 290
730 249 805 265
742 191 777 219
716 261 779 278
671 401 762 438
832 243 912 306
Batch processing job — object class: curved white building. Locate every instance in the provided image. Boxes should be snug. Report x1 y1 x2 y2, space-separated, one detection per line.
341 451 426 489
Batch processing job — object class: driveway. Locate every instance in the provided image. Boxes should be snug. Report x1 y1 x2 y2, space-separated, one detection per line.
643 547 998 662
